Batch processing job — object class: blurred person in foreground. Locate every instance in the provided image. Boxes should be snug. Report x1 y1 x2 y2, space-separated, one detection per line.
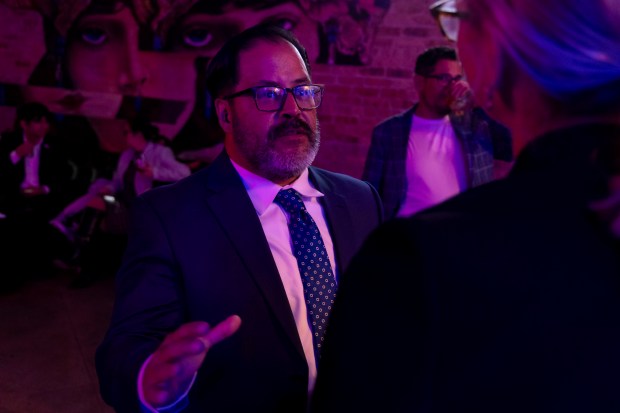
95 25 382 413
311 0 620 412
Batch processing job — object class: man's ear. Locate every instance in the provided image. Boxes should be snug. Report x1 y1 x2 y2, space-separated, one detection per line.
215 98 232 133
413 74 424 95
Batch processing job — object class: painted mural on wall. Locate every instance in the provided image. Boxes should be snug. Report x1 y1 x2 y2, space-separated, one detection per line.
0 0 391 159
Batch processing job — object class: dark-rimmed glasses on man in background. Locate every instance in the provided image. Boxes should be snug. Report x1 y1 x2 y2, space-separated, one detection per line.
429 0 467 42
419 73 464 85
222 84 324 112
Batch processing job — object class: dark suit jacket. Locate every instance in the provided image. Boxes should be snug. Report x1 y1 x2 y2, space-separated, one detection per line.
95 153 383 413
312 123 620 412
363 105 513 219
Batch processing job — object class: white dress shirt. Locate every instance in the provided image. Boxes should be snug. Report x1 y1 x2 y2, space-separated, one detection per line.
10 134 43 190
111 142 191 196
233 160 337 393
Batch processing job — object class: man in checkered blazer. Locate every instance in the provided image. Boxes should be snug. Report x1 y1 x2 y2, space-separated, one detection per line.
363 46 513 219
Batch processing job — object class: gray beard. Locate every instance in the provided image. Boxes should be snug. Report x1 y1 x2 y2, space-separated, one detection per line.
233 119 320 183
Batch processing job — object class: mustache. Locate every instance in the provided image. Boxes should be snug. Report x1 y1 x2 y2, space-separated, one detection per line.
269 118 314 141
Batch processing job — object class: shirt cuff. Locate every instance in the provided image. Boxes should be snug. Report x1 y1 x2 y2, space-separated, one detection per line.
137 354 196 413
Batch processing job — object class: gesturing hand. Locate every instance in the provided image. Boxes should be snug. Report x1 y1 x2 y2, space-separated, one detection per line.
142 315 242 408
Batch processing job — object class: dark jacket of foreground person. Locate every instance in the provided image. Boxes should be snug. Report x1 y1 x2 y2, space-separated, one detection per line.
312 123 620 413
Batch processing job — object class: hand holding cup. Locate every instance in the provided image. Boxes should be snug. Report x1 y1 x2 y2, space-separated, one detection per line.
449 79 474 114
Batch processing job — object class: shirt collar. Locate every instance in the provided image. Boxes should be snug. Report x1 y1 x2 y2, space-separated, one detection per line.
22 133 43 149
230 159 324 216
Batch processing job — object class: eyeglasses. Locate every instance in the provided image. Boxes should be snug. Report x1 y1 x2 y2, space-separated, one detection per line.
221 84 324 112
420 73 464 85
429 0 469 42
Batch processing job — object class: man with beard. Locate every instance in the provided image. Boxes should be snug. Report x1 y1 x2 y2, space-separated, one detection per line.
363 46 513 219
95 25 383 413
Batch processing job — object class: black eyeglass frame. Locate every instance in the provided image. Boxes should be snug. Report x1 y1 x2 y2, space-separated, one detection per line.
419 73 465 84
221 84 325 112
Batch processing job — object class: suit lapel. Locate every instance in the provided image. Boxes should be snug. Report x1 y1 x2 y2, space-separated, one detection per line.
309 168 355 280
397 107 415 161
202 154 304 357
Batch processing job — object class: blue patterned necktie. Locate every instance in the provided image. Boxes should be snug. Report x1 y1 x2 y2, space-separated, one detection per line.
274 188 337 362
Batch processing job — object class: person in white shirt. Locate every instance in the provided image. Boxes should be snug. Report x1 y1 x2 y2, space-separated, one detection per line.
363 46 513 219
0 102 74 277
95 25 383 413
49 118 191 240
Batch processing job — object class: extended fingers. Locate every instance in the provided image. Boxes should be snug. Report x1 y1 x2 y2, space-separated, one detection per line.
154 317 241 364
157 322 212 363
142 318 240 408
199 315 242 349
167 321 212 341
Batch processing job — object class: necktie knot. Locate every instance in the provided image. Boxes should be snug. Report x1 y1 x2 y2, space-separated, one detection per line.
274 188 306 217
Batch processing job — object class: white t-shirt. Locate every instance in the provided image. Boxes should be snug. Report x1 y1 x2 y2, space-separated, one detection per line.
397 114 467 217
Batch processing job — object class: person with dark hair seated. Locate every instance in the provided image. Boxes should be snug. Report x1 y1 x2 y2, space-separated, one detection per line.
50 117 190 240
48 117 190 286
0 102 73 279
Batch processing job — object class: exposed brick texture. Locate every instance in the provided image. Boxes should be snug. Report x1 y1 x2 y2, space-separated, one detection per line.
311 0 449 179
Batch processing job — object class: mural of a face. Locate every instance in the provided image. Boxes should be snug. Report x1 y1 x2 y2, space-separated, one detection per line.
165 1 320 63
2 0 390 153
65 3 199 151
65 0 321 152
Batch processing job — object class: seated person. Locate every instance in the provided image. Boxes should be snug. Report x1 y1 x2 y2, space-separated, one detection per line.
0 102 74 277
0 102 73 219
50 118 191 239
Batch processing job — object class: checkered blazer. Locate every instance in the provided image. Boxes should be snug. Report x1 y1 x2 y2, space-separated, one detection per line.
362 105 513 219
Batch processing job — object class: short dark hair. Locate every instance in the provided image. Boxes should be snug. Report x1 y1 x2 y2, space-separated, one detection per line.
16 102 52 124
205 24 311 100
414 46 458 76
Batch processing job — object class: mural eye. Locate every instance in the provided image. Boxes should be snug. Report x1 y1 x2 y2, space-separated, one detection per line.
265 17 298 32
182 28 214 48
79 28 108 45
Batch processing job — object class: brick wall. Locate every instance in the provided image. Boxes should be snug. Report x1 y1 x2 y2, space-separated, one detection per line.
0 0 450 179
311 0 450 179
